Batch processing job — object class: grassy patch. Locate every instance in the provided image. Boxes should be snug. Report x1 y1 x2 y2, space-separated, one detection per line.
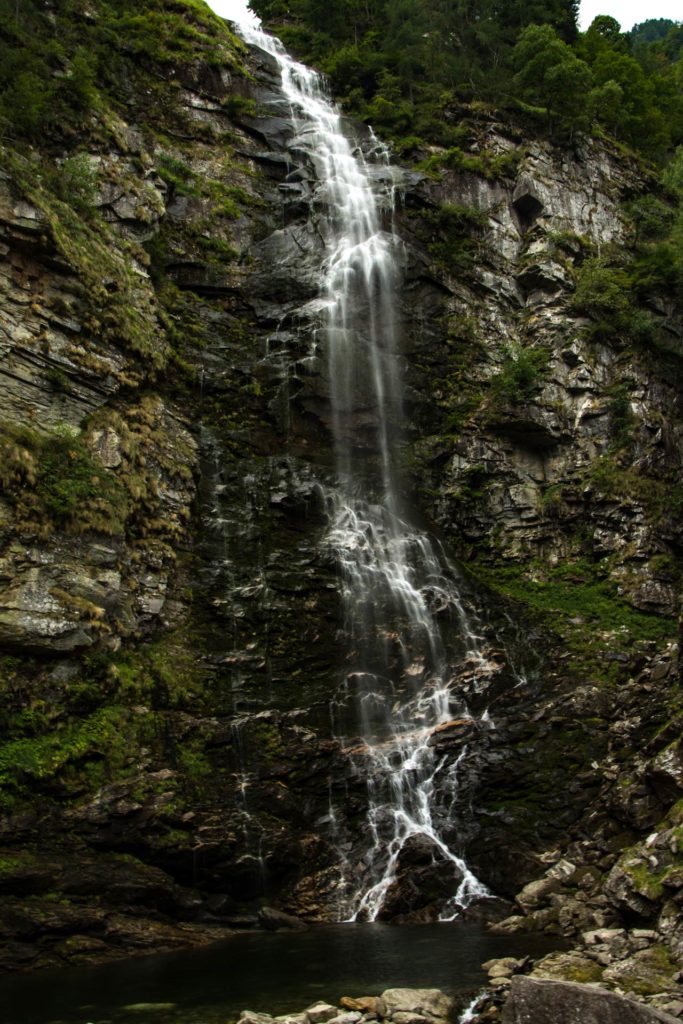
6 148 166 368
0 706 132 807
0 422 128 537
488 344 551 405
420 146 522 181
470 557 676 679
590 456 683 528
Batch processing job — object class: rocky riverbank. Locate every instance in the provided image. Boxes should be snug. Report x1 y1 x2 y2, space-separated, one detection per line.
239 991 454 1024
469 936 683 1020
232 978 683 1024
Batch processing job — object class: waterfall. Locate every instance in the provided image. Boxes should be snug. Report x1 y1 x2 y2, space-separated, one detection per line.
233 14 492 922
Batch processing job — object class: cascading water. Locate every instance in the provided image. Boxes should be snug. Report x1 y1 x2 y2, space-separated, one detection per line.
233 11 493 922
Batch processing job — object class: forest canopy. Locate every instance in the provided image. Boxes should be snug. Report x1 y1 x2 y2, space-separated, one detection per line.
250 0 683 162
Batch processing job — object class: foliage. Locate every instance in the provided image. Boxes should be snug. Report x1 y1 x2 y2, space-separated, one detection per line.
0 631 221 810
512 24 592 138
571 257 633 338
425 202 488 273
253 0 581 148
625 195 674 242
50 153 99 215
473 557 676 676
489 344 551 404
0 0 245 145
0 422 128 536
0 706 132 805
420 146 522 180
605 381 635 444
37 428 127 530
6 148 167 367
156 153 203 198
253 1 682 165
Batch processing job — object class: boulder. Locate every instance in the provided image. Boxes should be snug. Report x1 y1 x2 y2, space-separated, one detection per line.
502 977 680 1024
340 997 386 1017
258 907 308 931
602 947 680 996
241 1013 276 1024
374 837 466 922
304 1004 338 1024
381 989 453 1021
483 957 521 979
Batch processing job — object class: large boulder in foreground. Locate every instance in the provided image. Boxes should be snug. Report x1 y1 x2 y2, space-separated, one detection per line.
381 989 453 1021
502 976 679 1024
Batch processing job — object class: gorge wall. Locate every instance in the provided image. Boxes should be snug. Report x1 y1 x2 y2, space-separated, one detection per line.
0 0 681 1011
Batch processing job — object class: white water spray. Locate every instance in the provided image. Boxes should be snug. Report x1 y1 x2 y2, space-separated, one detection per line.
232 13 493 922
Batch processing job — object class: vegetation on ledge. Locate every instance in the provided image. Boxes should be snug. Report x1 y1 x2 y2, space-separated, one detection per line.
0 0 246 146
251 0 682 164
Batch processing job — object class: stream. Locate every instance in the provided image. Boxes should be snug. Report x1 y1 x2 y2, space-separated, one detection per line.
235 1 494 924
0 924 563 1024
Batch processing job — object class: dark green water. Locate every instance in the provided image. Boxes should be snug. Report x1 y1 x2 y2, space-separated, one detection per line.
0 923 564 1024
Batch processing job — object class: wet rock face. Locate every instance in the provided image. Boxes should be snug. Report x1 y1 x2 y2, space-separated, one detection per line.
0 21 354 967
0 8 681 980
398 134 682 583
389 120 682 970
375 835 466 923
502 977 679 1024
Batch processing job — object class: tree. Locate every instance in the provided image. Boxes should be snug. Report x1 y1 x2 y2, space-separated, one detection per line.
513 24 593 137
592 49 669 157
630 18 677 46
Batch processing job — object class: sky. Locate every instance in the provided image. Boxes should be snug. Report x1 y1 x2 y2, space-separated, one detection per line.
206 0 682 33
578 0 682 30
206 0 259 28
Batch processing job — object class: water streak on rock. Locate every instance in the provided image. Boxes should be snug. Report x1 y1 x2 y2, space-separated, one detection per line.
235 15 491 922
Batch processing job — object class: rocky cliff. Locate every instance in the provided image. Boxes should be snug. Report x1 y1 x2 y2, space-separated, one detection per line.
0 0 680 1011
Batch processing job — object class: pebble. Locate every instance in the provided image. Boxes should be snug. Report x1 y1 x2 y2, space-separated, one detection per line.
305 1003 341 1024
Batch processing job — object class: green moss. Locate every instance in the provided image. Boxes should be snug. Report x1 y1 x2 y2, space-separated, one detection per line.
0 631 226 812
563 962 605 983
248 722 286 763
195 235 239 261
6 148 166 368
470 556 676 680
0 422 128 537
616 945 679 996
488 344 551 404
667 798 683 826
111 637 209 710
420 146 522 181
176 746 213 778
0 851 40 876
0 706 132 806
156 153 202 197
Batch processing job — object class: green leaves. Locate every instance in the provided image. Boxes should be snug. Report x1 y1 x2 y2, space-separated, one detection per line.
571 258 633 339
512 24 593 137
